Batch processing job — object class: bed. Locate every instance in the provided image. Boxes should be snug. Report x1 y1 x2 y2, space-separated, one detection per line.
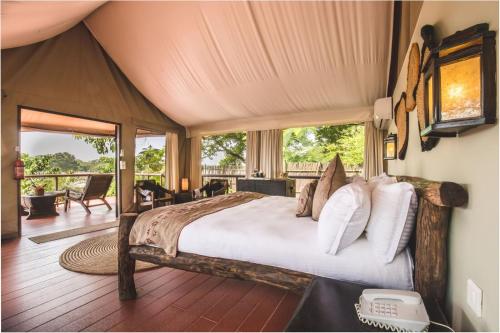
118 176 467 306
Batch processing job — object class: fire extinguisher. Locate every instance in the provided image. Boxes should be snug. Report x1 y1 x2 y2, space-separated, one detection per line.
14 156 25 180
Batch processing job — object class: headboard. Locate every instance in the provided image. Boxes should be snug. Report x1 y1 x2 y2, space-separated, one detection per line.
395 176 468 306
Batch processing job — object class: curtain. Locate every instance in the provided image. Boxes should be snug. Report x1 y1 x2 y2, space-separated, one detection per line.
165 132 179 192
190 136 202 189
364 121 385 179
245 131 261 177
259 129 283 179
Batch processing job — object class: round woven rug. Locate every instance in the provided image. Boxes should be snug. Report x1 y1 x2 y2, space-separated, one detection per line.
59 232 158 275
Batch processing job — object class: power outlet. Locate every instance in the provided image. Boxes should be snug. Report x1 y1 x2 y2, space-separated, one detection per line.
467 279 482 317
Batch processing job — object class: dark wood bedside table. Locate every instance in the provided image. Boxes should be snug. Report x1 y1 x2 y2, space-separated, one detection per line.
286 277 449 332
174 191 193 204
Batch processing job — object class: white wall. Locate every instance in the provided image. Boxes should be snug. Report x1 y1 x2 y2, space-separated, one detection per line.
387 1 498 331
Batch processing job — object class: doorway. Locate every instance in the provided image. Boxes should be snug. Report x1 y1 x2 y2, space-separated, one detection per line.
18 107 120 236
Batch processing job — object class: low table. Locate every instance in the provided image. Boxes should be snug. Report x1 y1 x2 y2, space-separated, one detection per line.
286 277 449 332
21 191 65 220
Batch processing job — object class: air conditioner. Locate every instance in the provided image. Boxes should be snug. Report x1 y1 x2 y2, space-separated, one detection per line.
373 97 392 130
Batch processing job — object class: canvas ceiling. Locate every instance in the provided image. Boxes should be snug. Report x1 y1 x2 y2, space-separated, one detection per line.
1 1 105 49
2 1 394 135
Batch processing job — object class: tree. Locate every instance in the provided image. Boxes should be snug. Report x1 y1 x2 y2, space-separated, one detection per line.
135 145 165 173
202 133 246 167
73 135 116 155
283 124 364 168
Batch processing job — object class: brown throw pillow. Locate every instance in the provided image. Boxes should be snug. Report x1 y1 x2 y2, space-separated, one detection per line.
296 180 318 217
311 154 347 220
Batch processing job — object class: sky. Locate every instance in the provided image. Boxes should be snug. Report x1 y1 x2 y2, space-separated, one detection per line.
21 132 165 161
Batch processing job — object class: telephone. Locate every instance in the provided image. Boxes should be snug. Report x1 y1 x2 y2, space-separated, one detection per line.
355 289 430 332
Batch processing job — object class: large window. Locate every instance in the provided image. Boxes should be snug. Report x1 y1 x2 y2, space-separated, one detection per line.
134 129 166 186
201 132 246 191
283 124 364 193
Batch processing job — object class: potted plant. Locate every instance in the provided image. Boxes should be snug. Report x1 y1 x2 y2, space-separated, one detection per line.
29 179 45 196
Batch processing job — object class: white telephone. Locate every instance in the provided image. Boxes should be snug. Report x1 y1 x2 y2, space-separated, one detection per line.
355 289 430 332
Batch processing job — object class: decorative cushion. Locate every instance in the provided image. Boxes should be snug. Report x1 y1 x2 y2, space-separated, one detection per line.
317 181 371 255
367 172 397 191
365 182 418 263
296 180 318 217
312 154 347 220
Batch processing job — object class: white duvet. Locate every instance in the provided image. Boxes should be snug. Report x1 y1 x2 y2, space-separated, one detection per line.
178 196 414 290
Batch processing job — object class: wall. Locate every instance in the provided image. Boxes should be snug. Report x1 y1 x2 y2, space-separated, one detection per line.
388 1 498 331
1 24 186 238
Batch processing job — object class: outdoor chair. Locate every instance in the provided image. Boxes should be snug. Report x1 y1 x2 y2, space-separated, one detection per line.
135 180 175 213
195 179 229 199
64 174 113 214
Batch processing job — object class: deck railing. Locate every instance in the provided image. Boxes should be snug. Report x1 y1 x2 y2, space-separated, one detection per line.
201 169 362 195
22 172 166 197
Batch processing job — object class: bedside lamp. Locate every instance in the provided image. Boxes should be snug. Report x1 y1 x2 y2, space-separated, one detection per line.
181 178 189 192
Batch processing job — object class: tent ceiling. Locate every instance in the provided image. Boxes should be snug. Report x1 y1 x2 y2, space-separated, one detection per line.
3 1 393 133
1 1 105 49
84 1 393 132
21 108 116 137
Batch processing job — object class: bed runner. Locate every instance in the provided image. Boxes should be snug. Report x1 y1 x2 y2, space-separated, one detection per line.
129 191 266 257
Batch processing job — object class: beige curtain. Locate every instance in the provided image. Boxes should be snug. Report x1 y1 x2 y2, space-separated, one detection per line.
165 132 179 192
364 121 385 179
190 136 202 189
259 129 283 179
245 131 261 177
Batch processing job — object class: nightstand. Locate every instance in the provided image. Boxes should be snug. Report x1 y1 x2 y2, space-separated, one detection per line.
286 277 449 332
174 191 193 204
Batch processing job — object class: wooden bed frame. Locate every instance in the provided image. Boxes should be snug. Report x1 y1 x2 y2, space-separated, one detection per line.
118 176 467 306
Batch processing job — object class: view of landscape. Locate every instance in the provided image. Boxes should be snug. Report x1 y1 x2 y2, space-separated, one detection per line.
201 124 364 192
20 133 165 196
21 124 364 196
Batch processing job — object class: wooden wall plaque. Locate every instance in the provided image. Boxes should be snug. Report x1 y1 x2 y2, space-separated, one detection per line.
395 93 409 160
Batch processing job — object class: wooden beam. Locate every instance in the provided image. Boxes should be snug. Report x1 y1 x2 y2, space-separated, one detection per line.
129 246 313 294
396 176 468 207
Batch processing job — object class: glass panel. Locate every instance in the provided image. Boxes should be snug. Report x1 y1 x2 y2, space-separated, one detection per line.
440 56 482 121
385 141 395 159
426 76 434 125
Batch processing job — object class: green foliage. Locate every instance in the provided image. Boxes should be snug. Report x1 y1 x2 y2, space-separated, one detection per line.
200 125 364 169
135 145 165 173
20 153 117 196
73 135 116 155
283 125 364 169
202 133 246 167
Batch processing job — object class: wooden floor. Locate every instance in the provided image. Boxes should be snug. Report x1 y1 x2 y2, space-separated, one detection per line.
2 212 301 332
21 197 117 237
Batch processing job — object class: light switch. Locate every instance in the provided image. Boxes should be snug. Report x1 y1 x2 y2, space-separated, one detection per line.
119 160 126 170
467 279 482 317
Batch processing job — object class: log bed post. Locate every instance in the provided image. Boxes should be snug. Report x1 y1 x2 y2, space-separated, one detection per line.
118 213 138 300
396 176 468 306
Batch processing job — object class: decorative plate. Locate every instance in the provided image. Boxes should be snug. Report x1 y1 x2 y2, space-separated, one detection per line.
405 43 420 111
395 93 409 160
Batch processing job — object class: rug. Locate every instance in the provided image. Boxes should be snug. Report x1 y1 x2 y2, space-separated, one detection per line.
29 220 120 244
59 232 158 275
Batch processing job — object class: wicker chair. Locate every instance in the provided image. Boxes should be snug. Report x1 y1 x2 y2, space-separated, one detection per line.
201 178 229 197
64 174 113 214
135 180 175 213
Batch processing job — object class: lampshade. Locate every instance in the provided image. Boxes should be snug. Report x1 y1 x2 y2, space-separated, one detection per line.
181 178 189 191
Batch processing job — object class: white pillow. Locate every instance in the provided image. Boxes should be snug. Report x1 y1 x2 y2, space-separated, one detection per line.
365 182 418 263
367 172 397 191
317 182 371 255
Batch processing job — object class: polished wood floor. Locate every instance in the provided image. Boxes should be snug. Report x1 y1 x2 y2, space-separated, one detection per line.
21 197 117 237
3 204 301 332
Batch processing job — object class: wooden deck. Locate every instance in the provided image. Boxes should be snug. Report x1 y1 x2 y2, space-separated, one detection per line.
21 197 117 237
3 205 301 331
